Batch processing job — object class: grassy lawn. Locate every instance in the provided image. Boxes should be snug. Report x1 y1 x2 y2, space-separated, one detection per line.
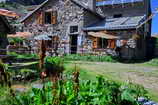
65 61 158 101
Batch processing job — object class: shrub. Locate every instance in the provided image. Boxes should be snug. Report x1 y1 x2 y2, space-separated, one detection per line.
44 57 65 77
147 58 158 66
64 54 118 63
0 60 11 86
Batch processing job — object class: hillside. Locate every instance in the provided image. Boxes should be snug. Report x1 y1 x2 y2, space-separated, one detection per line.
0 2 28 18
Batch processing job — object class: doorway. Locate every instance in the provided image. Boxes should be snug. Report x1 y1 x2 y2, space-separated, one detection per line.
70 35 78 54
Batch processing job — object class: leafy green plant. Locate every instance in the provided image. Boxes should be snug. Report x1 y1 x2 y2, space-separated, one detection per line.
44 57 65 77
12 74 148 105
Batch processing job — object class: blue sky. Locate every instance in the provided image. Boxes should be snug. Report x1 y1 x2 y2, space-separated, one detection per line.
151 0 158 35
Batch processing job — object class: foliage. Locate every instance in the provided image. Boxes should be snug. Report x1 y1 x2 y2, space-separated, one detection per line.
12 76 148 105
0 86 16 105
44 57 65 76
8 52 39 60
0 2 6 8
0 60 11 86
147 58 158 66
64 54 119 63
8 37 24 45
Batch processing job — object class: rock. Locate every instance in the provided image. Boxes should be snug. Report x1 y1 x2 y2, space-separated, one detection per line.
138 97 148 104
32 84 43 89
138 97 158 105
143 101 157 105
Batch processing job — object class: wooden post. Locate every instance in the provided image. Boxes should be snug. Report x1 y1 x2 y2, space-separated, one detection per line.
39 40 46 69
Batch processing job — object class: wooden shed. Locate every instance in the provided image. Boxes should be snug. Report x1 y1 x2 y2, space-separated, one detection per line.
0 9 18 55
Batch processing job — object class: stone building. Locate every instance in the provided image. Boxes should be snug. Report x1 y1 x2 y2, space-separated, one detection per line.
20 0 151 59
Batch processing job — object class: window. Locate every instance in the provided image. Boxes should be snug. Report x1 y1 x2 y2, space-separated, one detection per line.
92 38 108 49
98 38 108 49
92 38 116 49
70 26 78 34
45 12 52 24
44 11 57 24
113 14 122 18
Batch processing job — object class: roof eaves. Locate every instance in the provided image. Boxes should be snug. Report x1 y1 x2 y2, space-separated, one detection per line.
96 0 144 7
20 0 49 23
83 24 138 31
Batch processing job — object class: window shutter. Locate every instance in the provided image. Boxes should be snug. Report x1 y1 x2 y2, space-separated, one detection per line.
111 40 116 49
51 11 57 24
36 13 40 24
93 37 98 49
41 12 45 24
107 40 116 49
37 12 44 25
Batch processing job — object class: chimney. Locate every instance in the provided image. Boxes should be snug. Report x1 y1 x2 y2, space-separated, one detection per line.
144 0 152 37
144 0 151 17
88 0 96 12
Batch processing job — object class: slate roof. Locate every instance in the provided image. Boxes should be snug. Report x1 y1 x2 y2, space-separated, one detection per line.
20 0 103 23
96 0 144 6
83 15 146 31
0 9 19 18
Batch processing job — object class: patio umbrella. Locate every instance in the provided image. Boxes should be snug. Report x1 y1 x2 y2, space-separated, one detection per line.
34 34 51 40
88 32 119 39
8 32 32 39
